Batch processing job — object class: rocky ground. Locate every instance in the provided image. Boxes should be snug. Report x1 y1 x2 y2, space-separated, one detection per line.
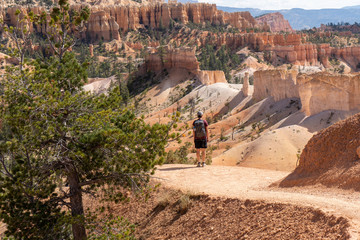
86 183 350 239
153 164 360 239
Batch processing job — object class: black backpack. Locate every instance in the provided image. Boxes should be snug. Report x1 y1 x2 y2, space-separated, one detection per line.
194 119 206 138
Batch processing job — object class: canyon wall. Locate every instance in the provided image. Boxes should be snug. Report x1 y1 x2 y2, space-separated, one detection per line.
145 45 226 85
256 12 293 33
86 9 121 41
253 69 299 102
253 69 360 116
2 4 359 70
1 3 263 42
297 73 360 115
196 31 360 69
145 46 199 73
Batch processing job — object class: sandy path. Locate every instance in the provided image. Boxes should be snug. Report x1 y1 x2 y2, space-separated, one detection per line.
154 164 360 240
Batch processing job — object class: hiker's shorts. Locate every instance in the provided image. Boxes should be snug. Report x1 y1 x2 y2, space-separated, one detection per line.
194 139 207 149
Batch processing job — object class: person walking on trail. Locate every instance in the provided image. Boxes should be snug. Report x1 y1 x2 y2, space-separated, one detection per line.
193 111 209 167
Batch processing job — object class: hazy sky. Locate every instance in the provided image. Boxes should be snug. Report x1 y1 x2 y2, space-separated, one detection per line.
197 0 360 10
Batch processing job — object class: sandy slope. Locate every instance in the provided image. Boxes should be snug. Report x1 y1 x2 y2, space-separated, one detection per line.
83 76 116 94
213 125 313 171
154 164 360 239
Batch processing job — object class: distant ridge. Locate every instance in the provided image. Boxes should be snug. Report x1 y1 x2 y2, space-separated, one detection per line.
217 6 360 30
342 5 360 9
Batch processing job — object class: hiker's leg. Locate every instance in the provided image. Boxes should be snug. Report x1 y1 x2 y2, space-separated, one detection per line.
201 149 206 163
196 148 201 162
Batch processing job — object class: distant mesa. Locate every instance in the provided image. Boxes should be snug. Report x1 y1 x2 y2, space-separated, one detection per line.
342 5 360 9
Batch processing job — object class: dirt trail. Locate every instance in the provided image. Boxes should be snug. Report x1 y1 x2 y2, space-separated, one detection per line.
154 164 360 240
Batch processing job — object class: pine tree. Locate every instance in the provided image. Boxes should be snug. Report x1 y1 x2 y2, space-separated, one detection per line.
0 1 177 239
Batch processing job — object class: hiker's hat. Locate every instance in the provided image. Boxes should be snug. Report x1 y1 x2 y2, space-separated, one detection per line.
197 111 203 117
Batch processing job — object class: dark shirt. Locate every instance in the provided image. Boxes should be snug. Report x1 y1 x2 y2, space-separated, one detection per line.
193 119 208 140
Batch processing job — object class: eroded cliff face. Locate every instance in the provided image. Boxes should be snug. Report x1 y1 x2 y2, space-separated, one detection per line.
145 45 226 85
252 69 360 116
256 12 293 33
197 70 226 85
332 47 360 70
194 31 360 69
297 73 360 115
86 8 120 41
253 68 299 102
93 3 262 33
1 3 262 42
145 45 199 73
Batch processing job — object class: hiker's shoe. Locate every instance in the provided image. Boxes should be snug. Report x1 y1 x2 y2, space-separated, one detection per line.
197 162 201 167
201 162 206 167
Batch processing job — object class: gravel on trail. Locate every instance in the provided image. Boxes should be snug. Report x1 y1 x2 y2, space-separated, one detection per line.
154 164 360 239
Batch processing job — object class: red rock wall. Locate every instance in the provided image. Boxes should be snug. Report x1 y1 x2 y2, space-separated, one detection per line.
145 45 227 85
197 31 360 69
86 8 120 41
145 46 199 73
1 3 262 42
105 3 261 32
2 5 360 68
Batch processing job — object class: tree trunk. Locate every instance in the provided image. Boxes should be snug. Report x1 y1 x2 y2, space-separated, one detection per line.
68 169 87 240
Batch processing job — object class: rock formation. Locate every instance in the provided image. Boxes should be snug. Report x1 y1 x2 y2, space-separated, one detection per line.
332 47 360 70
279 113 360 190
91 3 263 33
1 3 263 42
241 72 249 97
253 68 299 102
252 69 360 116
145 45 199 73
145 45 226 85
297 73 360 115
86 9 120 41
193 31 360 69
197 71 226 85
2 3 360 69
256 12 293 33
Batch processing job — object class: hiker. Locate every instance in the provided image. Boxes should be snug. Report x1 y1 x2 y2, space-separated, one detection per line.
193 111 209 167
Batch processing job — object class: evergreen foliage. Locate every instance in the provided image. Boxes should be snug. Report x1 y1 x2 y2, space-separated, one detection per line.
198 45 242 81
186 21 240 34
0 1 177 239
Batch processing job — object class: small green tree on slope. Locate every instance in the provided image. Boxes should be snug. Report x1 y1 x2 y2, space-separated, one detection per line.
0 1 176 239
